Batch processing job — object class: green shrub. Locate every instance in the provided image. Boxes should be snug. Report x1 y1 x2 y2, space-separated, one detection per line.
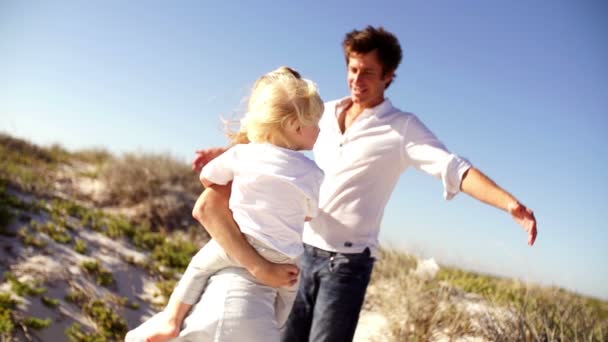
81 260 114 287
81 260 100 274
81 210 106 232
74 238 88 254
65 289 87 305
18 226 47 248
105 215 135 239
0 184 30 211
37 221 72 244
65 323 106 342
51 198 91 220
133 227 165 251
127 301 140 310
0 293 17 335
83 300 128 340
41 296 60 308
117 296 140 310
152 238 199 272
5 272 47 297
23 316 52 330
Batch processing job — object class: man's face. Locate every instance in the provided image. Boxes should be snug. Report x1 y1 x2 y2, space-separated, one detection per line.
347 50 393 109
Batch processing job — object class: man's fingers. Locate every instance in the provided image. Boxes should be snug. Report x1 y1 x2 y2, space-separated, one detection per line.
528 232 535 246
529 224 537 246
512 205 537 247
282 264 299 286
289 265 300 275
192 159 207 172
526 209 536 246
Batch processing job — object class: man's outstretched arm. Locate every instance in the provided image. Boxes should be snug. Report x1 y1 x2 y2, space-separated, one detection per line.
460 167 537 246
192 183 299 287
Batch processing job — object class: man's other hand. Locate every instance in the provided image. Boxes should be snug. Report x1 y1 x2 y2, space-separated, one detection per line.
192 147 228 173
250 261 300 288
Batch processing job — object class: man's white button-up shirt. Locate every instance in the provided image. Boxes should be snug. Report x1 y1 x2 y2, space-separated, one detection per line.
303 97 472 256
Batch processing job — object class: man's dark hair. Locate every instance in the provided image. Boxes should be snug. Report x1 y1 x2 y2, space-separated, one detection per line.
342 26 403 88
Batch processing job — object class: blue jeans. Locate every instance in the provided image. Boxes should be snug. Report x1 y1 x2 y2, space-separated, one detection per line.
281 244 375 342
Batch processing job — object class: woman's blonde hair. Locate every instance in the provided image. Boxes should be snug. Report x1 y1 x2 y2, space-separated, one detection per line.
229 66 324 148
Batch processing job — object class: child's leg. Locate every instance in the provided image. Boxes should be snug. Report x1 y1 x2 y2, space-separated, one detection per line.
146 239 235 342
170 239 234 305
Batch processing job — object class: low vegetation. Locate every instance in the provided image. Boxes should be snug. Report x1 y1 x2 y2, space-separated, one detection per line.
81 260 115 288
0 292 52 340
366 249 608 340
4 272 47 297
0 133 65 194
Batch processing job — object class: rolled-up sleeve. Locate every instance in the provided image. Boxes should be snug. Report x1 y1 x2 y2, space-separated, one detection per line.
402 115 472 200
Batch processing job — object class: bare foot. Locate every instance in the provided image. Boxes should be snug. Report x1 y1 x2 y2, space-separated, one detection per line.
145 316 179 342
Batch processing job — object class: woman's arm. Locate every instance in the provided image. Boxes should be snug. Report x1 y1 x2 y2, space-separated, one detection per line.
192 183 299 287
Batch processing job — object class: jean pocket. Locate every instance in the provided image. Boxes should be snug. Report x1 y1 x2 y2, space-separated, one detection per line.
330 255 374 280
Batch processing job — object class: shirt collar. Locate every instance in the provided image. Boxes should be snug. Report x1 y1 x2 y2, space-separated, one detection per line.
334 96 395 119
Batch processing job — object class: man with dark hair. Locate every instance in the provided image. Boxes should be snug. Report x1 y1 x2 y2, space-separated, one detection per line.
192 25 537 342
342 26 403 88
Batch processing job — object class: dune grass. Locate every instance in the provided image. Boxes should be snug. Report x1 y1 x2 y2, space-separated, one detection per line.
366 249 608 340
0 133 66 193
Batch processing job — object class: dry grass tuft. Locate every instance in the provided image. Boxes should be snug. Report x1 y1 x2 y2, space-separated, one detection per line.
98 152 200 206
96 152 202 231
367 249 477 340
72 148 113 165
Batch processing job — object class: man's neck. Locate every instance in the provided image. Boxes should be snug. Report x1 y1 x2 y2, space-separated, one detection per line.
339 97 382 133
349 96 385 116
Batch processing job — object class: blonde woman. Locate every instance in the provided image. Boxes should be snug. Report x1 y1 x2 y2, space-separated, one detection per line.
128 67 324 342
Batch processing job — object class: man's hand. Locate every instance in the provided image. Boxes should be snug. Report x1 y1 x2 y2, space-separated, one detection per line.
508 202 537 246
192 147 228 173
250 260 300 288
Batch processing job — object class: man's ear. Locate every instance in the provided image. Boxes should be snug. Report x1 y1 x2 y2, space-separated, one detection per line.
383 70 395 85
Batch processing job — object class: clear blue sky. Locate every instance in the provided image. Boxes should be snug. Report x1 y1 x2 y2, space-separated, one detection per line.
1 1 607 299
